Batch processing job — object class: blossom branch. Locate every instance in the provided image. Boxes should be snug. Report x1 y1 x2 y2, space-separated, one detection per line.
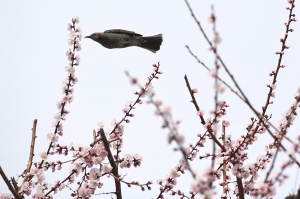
110 63 162 135
156 131 214 198
120 179 152 191
244 87 300 193
184 74 225 151
91 63 162 148
266 91 300 184
44 171 76 197
156 186 168 199
36 17 81 173
187 132 208 161
125 70 196 178
160 186 196 199
258 0 296 131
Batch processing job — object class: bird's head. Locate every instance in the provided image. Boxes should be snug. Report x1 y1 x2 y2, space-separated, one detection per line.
85 33 102 42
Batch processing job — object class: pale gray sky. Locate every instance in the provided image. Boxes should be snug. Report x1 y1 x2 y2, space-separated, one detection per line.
0 1 300 198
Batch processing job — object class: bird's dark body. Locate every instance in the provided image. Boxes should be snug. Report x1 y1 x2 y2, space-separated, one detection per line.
98 33 144 49
85 29 163 53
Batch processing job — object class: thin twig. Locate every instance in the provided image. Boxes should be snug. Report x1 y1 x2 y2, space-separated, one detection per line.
222 121 227 196
185 45 245 102
11 177 19 193
211 5 219 177
45 170 77 197
156 186 168 199
184 74 225 151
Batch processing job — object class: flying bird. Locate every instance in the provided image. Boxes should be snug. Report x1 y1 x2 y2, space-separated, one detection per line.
85 29 163 53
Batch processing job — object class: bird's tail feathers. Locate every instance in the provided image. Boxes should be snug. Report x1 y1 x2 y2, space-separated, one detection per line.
139 34 163 53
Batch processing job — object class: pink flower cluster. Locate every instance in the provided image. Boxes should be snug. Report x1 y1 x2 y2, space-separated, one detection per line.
0 193 13 199
157 158 186 195
204 100 229 131
119 153 143 168
191 168 219 197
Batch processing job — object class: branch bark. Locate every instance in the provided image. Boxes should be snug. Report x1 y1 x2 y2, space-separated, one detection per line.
100 128 122 199
22 119 37 183
0 166 21 199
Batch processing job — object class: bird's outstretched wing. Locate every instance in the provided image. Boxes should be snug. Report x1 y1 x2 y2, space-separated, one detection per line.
104 29 143 36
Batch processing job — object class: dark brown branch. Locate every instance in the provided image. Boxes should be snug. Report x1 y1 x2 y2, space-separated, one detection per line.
236 177 244 199
11 177 19 193
100 128 122 199
0 166 21 199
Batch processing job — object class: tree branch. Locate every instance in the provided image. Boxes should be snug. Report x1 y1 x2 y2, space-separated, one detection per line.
100 128 122 199
184 74 225 151
22 119 37 184
0 166 20 199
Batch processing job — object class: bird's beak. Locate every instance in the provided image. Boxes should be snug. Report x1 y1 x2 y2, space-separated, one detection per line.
84 36 91 38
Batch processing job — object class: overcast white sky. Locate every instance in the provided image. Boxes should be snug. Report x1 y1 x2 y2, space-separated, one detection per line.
1 1 300 198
